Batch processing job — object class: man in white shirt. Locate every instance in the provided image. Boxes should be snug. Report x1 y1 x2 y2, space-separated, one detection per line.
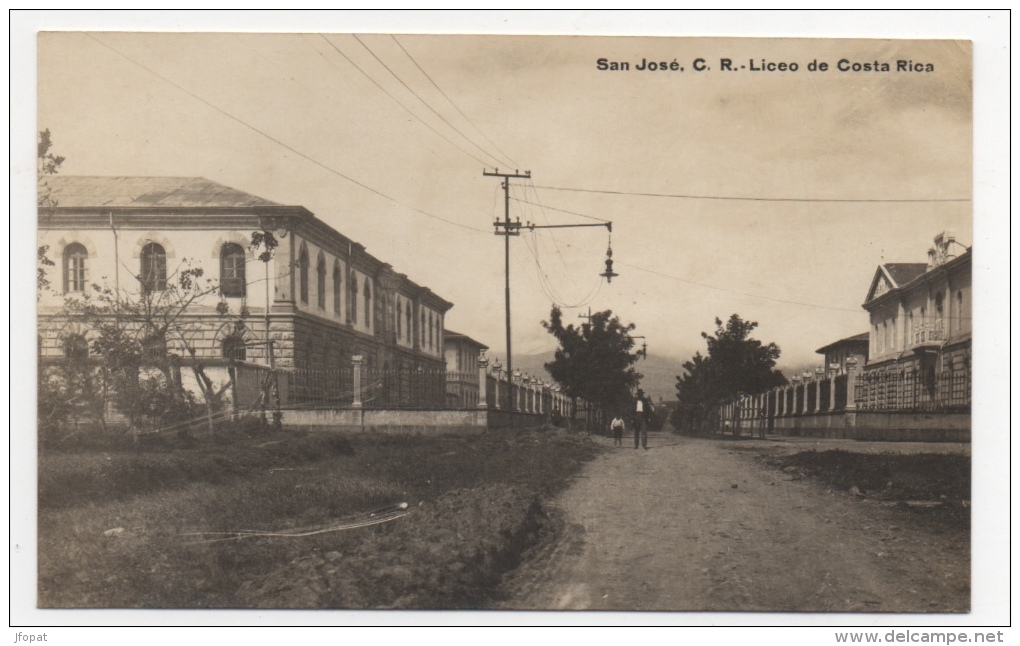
634 390 649 450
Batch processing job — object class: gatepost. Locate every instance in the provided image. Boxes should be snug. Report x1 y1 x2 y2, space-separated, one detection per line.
351 355 363 409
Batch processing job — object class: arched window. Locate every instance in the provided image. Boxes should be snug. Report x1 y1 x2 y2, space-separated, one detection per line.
349 272 358 324
63 334 88 361
316 252 326 310
63 243 88 293
332 260 342 316
298 244 309 304
222 335 246 361
396 301 403 338
364 279 372 329
220 243 246 298
140 242 167 293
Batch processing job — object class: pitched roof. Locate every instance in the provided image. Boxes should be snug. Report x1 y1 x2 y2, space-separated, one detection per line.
40 176 280 208
865 262 931 304
443 329 489 350
815 332 870 354
882 263 928 287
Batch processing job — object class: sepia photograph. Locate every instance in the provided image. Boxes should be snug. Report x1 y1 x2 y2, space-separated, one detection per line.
13 10 1009 634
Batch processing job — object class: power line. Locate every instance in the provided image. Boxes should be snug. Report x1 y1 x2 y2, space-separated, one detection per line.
350 35 510 168
525 229 868 315
315 34 493 168
509 195 610 223
533 184 971 204
521 229 602 309
614 258 869 314
86 33 489 235
523 178 585 289
391 35 519 169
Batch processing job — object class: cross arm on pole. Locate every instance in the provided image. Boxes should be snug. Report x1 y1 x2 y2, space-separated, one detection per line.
524 221 612 232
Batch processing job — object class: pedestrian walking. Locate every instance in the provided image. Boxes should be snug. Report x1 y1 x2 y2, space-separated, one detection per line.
634 390 649 450
610 415 626 447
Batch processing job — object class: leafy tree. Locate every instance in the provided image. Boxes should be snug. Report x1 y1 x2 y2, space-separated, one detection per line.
542 306 643 429
57 260 239 437
673 314 786 434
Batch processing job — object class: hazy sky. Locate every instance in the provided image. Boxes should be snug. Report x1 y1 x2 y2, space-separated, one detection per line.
36 30 973 378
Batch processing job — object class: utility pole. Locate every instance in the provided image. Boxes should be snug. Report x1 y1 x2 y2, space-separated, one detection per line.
484 168 616 429
484 169 529 423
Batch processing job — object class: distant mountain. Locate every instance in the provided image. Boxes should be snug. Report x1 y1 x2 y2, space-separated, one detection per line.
508 351 685 406
777 361 829 381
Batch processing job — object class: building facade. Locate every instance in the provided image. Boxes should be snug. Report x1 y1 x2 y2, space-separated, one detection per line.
443 330 488 409
816 332 869 378
859 231 971 411
722 232 971 442
38 176 452 409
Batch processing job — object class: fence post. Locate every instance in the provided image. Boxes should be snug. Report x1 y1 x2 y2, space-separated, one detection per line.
829 372 838 411
844 357 858 411
814 368 824 412
477 355 489 410
351 354 364 409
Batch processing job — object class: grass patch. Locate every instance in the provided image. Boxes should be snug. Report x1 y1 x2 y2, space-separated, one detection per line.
38 427 601 608
759 449 970 531
767 450 970 501
39 429 354 508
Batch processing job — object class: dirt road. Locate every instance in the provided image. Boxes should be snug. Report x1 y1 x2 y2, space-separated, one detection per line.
496 431 969 612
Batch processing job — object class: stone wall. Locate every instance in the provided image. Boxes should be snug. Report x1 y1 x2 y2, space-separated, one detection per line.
279 407 489 435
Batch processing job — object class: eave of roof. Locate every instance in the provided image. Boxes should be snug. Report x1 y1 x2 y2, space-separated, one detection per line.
815 332 870 354
443 329 489 349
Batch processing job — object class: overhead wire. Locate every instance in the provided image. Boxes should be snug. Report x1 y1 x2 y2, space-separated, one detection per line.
513 193 880 315
615 258 869 314
522 178 580 290
351 34 509 169
510 195 610 223
84 33 905 319
86 33 489 235
521 227 603 309
391 35 520 170
315 34 493 168
532 184 972 204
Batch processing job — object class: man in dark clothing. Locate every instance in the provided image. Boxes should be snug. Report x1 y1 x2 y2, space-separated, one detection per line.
634 390 649 449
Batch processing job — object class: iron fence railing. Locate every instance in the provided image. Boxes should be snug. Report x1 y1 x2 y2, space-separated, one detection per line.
854 370 970 412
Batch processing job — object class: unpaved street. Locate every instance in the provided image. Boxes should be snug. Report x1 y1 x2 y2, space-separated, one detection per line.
497 431 969 612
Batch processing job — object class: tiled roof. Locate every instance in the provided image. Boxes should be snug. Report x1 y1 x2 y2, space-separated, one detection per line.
882 263 928 287
443 329 489 349
40 176 280 208
816 332 870 354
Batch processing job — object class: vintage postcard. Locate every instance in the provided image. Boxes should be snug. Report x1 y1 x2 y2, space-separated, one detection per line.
15 11 1009 634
